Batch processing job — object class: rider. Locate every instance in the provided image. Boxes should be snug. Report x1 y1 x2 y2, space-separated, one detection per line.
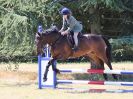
59 7 83 51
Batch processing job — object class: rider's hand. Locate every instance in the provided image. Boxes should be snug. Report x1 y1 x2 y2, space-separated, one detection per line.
59 29 63 33
61 31 68 36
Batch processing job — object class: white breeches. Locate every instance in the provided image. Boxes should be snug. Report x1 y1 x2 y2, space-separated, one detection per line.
73 33 79 46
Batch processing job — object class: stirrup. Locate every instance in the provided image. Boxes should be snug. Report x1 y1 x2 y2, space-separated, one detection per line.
72 45 79 51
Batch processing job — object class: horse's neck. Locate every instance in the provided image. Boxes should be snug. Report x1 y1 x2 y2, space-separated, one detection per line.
49 32 62 45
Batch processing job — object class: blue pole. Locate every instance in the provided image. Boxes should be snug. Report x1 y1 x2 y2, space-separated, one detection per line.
37 25 43 89
38 55 42 89
38 25 43 33
53 60 57 88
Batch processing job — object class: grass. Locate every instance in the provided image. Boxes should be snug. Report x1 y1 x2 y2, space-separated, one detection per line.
0 62 133 99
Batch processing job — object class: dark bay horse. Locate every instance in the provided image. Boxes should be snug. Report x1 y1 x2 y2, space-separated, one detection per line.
35 26 117 81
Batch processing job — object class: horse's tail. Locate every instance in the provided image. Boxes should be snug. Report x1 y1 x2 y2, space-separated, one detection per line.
102 36 112 61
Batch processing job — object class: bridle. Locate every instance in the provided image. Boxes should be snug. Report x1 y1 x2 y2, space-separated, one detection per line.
50 32 63 47
42 31 63 51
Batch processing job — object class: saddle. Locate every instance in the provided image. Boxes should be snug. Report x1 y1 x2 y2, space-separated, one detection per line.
67 31 82 48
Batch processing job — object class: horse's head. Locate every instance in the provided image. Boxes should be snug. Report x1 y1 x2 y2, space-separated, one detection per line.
35 26 60 55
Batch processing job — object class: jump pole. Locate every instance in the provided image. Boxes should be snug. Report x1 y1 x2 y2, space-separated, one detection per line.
38 55 133 88
38 54 133 88
38 56 133 88
57 80 133 86
60 69 133 74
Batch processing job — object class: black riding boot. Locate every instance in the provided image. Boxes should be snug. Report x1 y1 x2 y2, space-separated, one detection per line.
72 45 79 51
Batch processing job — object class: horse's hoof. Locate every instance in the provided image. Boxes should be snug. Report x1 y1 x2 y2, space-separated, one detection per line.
55 69 60 74
112 74 118 80
43 78 47 82
72 47 79 52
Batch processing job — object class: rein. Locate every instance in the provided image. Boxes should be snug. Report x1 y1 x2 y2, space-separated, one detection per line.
49 32 63 47
42 30 64 51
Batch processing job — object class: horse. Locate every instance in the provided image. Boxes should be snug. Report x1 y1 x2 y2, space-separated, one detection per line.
35 26 117 82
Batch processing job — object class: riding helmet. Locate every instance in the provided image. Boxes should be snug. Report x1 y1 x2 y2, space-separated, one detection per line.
60 7 71 15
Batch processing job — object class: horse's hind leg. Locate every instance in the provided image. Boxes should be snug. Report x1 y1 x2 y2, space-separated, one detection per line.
105 61 117 80
97 53 117 80
85 55 108 80
90 58 108 80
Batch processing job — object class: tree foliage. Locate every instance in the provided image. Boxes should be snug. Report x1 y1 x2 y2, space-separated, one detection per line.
0 0 61 57
110 36 133 61
0 0 133 61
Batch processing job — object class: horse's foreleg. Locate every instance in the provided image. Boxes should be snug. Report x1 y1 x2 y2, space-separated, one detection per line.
43 60 51 82
51 59 60 74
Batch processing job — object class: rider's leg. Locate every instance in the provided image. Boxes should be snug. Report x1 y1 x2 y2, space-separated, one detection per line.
73 32 79 50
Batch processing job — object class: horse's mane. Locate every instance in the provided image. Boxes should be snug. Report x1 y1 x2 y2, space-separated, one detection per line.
43 26 59 35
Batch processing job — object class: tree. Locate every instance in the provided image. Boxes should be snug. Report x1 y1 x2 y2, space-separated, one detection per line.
0 0 61 58
75 0 133 34
0 0 133 61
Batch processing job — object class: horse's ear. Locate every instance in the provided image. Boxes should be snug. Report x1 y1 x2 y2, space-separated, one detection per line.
50 25 58 31
36 32 41 37
54 26 58 31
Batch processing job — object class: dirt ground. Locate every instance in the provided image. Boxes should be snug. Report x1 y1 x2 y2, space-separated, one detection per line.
0 62 133 99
